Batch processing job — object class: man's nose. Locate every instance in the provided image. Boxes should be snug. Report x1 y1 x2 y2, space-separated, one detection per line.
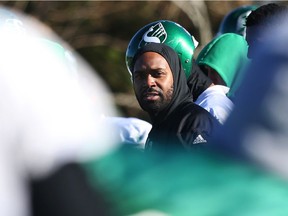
146 74 156 87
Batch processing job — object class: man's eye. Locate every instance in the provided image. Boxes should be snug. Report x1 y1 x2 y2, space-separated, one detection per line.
153 71 164 77
133 72 145 79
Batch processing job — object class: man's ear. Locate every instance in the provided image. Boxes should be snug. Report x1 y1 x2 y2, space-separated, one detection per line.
247 45 253 59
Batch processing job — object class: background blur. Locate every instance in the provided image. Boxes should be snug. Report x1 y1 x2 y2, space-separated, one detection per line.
0 0 278 122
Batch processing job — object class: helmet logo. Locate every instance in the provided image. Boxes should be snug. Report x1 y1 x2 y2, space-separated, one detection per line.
139 22 167 48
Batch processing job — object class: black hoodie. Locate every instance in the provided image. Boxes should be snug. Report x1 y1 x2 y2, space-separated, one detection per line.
132 43 218 152
187 59 213 101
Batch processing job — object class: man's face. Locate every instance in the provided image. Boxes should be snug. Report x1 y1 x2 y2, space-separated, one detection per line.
246 26 262 59
133 52 174 114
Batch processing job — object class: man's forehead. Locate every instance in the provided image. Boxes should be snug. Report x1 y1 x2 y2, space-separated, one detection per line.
134 52 168 65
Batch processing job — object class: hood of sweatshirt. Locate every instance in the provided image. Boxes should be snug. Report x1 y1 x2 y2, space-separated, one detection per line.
196 33 248 88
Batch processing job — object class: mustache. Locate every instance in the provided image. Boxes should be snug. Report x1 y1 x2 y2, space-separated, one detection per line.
141 87 163 96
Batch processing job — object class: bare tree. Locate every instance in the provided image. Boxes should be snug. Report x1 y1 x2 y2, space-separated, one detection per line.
172 0 213 53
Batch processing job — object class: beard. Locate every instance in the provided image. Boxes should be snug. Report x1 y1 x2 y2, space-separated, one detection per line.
136 85 174 115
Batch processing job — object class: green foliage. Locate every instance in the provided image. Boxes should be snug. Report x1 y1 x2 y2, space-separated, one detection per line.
78 46 133 94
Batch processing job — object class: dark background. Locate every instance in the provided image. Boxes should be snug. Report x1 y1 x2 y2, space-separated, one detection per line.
0 0 274 122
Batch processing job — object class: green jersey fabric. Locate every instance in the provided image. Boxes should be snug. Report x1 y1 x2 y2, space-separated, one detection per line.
82 146 288 216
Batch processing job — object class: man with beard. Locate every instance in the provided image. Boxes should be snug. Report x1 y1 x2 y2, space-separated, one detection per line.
131 42 218 152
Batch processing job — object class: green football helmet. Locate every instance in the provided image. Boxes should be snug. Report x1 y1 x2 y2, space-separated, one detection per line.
217 5 258 37
126 20 198 78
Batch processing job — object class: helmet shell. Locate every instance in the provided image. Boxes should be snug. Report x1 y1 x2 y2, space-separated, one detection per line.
218 5 258 37
126 20 198 78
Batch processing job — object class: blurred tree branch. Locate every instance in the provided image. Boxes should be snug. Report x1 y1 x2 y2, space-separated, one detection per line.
172 0 213 50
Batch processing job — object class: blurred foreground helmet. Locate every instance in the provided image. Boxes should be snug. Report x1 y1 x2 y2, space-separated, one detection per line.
126 20 198 78
0 5 119 216
0 7 25 34
217 5 258 37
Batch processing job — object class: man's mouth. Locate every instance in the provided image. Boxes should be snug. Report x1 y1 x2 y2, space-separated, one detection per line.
143 91 160 101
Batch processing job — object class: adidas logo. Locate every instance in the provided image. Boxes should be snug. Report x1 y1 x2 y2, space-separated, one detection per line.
192 134 207 144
